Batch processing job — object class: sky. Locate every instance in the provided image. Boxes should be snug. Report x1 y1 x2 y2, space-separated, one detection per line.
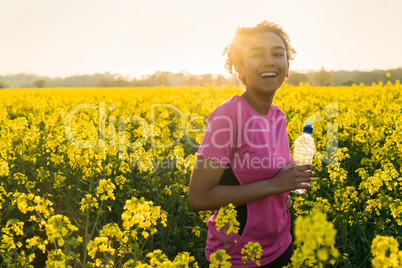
1 0 402 78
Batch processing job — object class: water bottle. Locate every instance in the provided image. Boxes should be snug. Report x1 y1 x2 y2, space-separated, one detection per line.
292 120 315 194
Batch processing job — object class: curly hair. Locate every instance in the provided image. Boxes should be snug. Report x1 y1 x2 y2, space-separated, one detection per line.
223 21 296 76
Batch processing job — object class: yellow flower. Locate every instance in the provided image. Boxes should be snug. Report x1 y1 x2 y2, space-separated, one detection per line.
215 203 240 235
371 235 402 268
290 211 339 266
26 236 48 253
209 249 232 268
45 215 79 248
87 237 115 259
191 226 201 237
97 179 116 201
317 248 329 262
0 219 25 252
115 175 127 189
241 242 263 267
45 249 66 268
80 194 99 212
0 160 9 177
146 249 170 266
121 197 167 235
173 252 199 267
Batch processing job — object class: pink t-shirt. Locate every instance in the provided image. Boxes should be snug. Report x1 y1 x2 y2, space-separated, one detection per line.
197 94 292 267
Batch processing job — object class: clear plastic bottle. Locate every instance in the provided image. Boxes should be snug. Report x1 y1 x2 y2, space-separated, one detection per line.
292 120 315 194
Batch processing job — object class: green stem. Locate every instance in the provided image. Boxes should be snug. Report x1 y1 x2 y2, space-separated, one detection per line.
224 226 227 251
129 237 140 262
89 200 104 241
0 251 7 266
101 251 114 266
139 235 148 252
343 217 347 252
83 155 96 265
82 200 90 265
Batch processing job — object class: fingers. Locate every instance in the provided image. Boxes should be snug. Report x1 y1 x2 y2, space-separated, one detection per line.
295 176 313 189
296 164 314 170
299 170 314 178
287 161 298 168
274 162 315 194
283 161 297 170
288 166 314 178
297 182 311 189
284 195 292 210
293 164 314 177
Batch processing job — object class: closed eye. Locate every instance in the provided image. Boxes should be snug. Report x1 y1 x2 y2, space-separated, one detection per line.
251 52 263 58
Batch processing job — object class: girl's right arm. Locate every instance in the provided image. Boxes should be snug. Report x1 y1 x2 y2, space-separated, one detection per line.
187 156 313 211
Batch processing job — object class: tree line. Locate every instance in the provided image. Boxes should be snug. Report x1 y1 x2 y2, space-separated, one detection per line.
0 67 401 88
0 71 237 88
287 67 402 86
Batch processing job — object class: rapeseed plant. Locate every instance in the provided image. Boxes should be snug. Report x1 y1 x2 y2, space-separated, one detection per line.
0 83 400 267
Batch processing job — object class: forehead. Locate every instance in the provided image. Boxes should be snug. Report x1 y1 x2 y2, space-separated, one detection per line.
244 32 285 51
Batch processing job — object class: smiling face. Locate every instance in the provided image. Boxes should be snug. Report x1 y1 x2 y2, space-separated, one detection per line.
238 32 289 96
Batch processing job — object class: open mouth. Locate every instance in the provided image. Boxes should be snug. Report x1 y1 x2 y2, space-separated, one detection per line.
259 72 278 78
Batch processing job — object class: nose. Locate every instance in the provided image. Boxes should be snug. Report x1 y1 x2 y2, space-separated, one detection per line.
263 55 275 66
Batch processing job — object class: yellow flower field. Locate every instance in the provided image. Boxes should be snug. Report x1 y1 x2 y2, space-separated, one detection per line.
0 82 401 267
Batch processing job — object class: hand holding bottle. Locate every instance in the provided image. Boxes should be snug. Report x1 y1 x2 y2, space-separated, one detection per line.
292 121 315 194
269 161 314 194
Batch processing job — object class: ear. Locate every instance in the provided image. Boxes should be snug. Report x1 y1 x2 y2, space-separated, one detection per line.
237 66 246 83
239 73 245 83
286 61 290 77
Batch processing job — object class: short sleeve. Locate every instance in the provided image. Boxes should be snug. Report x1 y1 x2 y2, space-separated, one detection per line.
197 105 237 167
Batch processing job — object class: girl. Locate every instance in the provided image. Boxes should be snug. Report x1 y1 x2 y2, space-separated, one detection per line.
188 21 314 267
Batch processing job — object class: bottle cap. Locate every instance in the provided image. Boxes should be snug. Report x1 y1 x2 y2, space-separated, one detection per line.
303 120 313 134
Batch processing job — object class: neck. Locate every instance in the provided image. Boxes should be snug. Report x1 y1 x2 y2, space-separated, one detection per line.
240 90 274 115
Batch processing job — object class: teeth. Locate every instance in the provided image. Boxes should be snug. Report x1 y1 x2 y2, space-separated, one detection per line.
260 72 277 78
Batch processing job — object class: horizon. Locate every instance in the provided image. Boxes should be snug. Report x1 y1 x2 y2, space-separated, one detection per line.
2 65 402 80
